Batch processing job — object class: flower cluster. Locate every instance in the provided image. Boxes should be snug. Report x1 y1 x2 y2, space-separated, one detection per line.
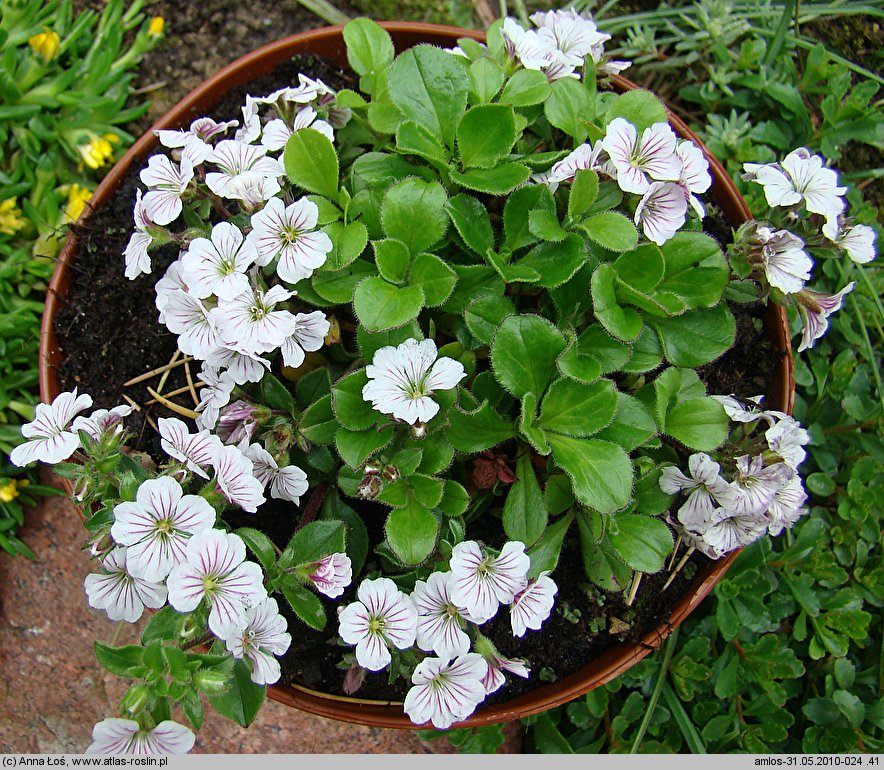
338 541 557 728
660 398 810 557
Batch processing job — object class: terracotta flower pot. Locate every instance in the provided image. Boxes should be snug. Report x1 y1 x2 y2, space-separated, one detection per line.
39 22 794 730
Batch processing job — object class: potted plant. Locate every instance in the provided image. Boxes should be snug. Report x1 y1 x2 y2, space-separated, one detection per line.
23 11 865 753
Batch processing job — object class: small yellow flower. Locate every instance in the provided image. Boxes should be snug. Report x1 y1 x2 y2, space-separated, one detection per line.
62 184 93 224
0 198 27 235
0 478 21 504
28 29 60 62
77 133 116 170
148 16 165 37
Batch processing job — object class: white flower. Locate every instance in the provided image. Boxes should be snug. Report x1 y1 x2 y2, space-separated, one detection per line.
206 343 272 385
155 117 238 166
477 645 530 694
72 404 132 441
766 476 807 536
155 258 188 324
255 75 334 107
635 181 688 245
234 96 261 143
87 718 195 755
306 553 352 599
501 19 547 69
110 476 215 581
602 118 682 195
180 222 258 301
248 197 333 283
167 529 267 638
158 417 222 479
84 547 167 623
796 282 854 352
10 388 92 466
216 400 259 445
212 284 297 356
449 540 530 622
545 141 610 188
281 311 330 368
224 173 281 208
139 154 193 226
241 443 308 504
730 454 792 518
743 147 846 218
338 577 418 671
162 289 220 359
710 394 766 423
755 226 813 294
124 189 153 280
362 338 466 425
765 415 809 470
412 571 473 660
403 654 488 729
531 9 608 67
224 597 291 685
205 140 284 199
824 222 877 265
676 140 711 218
660 453 739 534
211 444 266 513
701 507 769 555
510 571 557 637
261 106 334 152
195 365 235 430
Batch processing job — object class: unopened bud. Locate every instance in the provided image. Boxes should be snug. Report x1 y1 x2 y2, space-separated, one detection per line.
119 685 152 715
193 669 230 694
382 465 399 481
410 421 427 439
363 461 383 476
356 475 382 499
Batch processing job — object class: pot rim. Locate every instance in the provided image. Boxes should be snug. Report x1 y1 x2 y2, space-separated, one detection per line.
39 21 794 730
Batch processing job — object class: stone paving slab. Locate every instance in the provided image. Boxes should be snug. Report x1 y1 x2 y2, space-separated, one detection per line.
0 472 519 754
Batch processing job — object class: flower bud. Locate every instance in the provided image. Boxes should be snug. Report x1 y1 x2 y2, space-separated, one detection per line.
363 461 383 475
119 685 152 715
356 475 382 499
148 16 165 37
0 198 27 236
382 465 399 481
28 29 60 62
193 669 230 694
410 421 427 439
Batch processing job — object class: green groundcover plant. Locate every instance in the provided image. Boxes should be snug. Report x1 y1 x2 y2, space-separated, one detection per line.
11 9 877 753
0 0 163 558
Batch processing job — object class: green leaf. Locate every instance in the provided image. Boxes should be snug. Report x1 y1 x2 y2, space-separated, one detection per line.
538 378 617 437
607 513 673 572
207 659 265 728
503 453 548 547
527 512 573 578
442 265 504 313
498 68 551 106
544 474 575 516
469 58 505 103
658 232 729 309
504 184 555 251
259 372 295 413
331 369 377 431
236 528 277 572
299 394 337 445
520 392 551 456
395 120 448 166
311 259 375 304
604 89 668 133
438 480 469 517
652 305 736 367
578 511 631 591
343 18 394 79
449 163 531 195
323 221 368 270
591 264 643 342
373 238 411 284
296 367 332 407
664 397 729 451
418 434 455 475
528 209 568 242
832 690 865 729
447 401 516 452
633 468 674 516
490 314 567 399
464 294 515 345
445 194 494 255
381 178 448 255
353 276 424 331
545 77 592 142
548 435 634 513
410 252 457 307
141 606 186 645
622 327 663 373
410 474 445 508
580 211 639 252
335 426 394 468
281 580 327 630
283 128 339 200
282 520 346 567
386 495 439 564
557 342 602 384
357 321 422 360
457 104 516 168
387 44 469 148
94 642 144 677
320 494 369 576
569 169 599 219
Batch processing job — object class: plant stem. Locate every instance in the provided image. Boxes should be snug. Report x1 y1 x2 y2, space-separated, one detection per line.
296 481 329 531
836 263 884 412
293 0 349 25
630 625 680 753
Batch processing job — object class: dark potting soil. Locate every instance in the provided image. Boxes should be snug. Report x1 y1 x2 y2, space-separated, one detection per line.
53 54 779 705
